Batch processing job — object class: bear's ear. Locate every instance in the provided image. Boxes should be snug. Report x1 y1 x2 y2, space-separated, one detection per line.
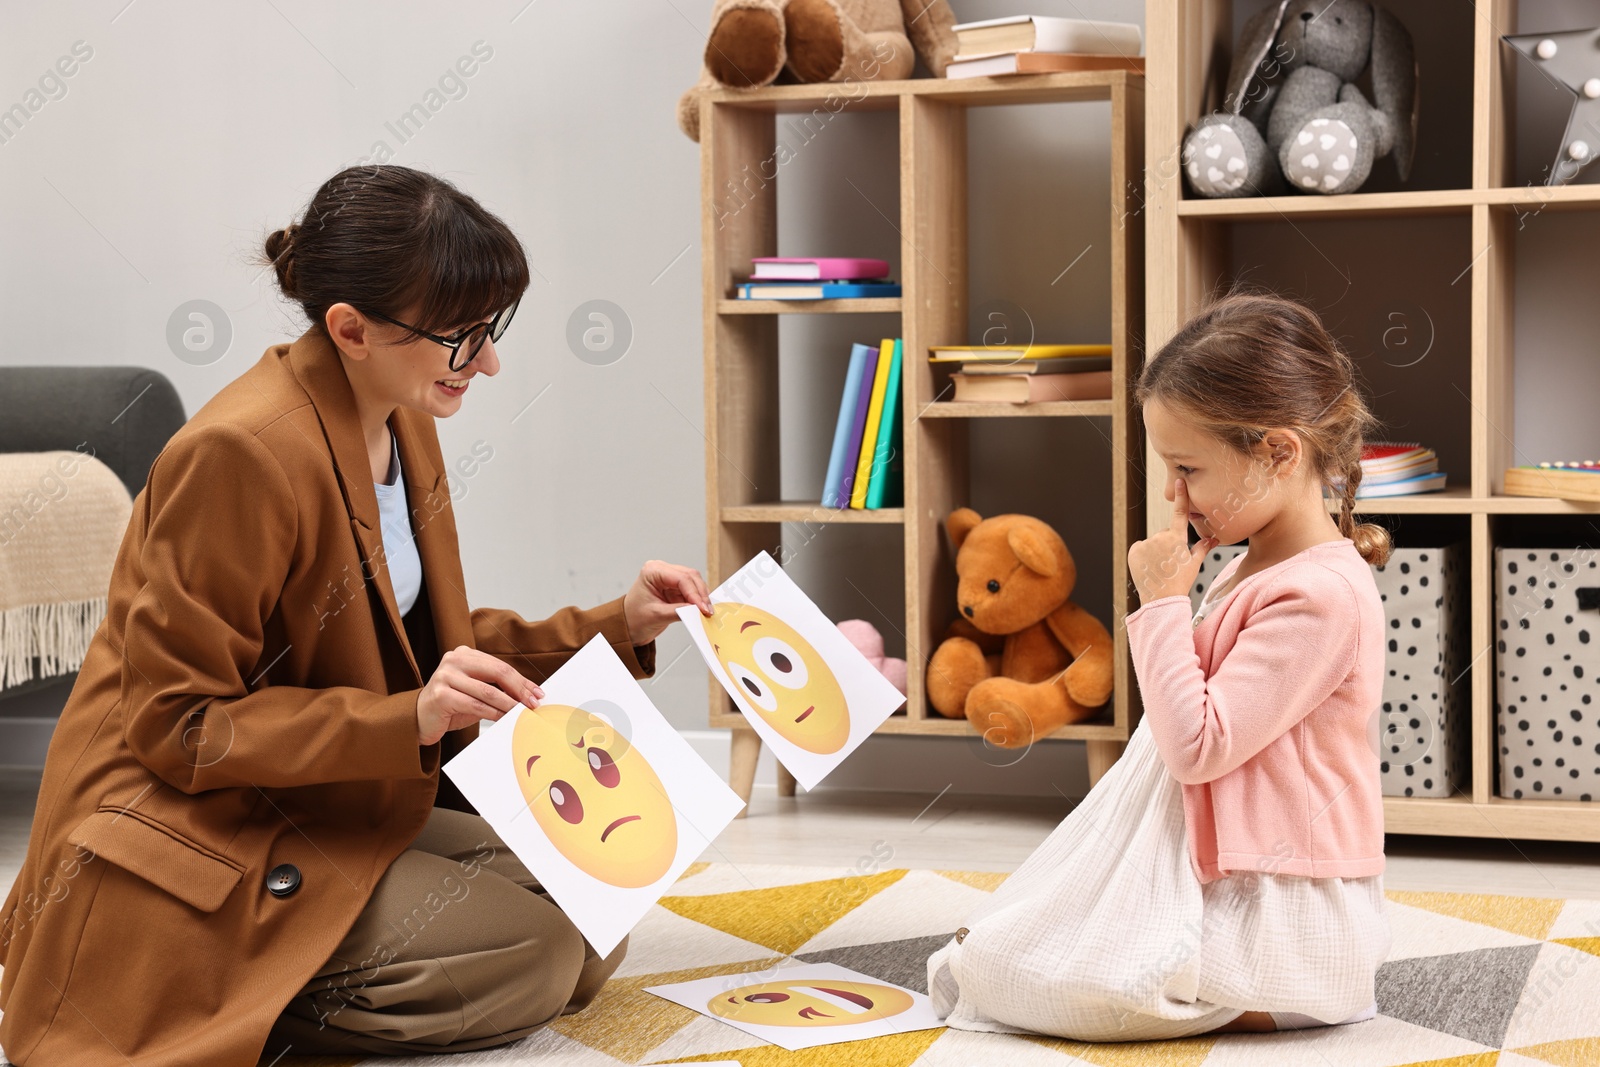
1008 524 1060 578
947 508 983 551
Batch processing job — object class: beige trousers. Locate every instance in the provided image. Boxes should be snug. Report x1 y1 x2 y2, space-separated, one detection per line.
262 805 627 1057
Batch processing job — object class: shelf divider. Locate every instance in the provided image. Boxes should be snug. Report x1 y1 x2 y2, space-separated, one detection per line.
902 92 970 728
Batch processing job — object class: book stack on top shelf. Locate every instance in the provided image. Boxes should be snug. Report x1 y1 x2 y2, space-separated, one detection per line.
931 343 1113 404
821 338 903 510
736 257 900 301
1328 442 1447 499
947 14 1144 80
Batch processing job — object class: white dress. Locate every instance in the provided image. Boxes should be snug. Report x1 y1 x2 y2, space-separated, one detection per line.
926 580 1393 1042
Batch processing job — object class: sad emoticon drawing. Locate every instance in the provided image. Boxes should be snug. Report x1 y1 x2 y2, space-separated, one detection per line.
510 702 678 889
699 602 849 754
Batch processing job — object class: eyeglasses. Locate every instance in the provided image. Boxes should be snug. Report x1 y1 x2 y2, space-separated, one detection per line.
363 296 520 372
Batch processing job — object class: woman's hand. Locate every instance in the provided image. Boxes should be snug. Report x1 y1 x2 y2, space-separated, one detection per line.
623 559 713 645
1128 479 1217 604
417 645 544 746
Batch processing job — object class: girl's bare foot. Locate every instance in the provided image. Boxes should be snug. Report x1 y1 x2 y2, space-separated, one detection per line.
1203 1009 1276 1034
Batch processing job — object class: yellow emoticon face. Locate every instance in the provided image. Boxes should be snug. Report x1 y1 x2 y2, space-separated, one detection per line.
709 979 914 1028
700 602 849 754
511 704 677 889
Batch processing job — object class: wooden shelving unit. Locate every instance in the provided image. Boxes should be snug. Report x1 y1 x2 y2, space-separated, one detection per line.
697 71 1145 811
1147 0 1600 842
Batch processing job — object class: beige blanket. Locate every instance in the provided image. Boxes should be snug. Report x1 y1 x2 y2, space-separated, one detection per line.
0 451 132 688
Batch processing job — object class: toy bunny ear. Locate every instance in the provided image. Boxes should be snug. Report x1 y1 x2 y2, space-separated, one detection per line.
1369 4 1418 181
1008 525 1060 579
1223 0 1288 118
947 507 982 551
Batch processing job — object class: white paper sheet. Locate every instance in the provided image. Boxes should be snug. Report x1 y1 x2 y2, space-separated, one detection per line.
676 550 907 790
442 632 745 957
646 962 943 1051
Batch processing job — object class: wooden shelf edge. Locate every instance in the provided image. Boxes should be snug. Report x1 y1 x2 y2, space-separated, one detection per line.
1482 493 1600 513
1384 794 1600 843
717 297 902 315
1484 183 1600 211
708 712 1126 741
1177 188 1475 219
917 399 1115 418
1172 184 1600 222
1320 487 1600 514
1323 485 1471 513
704 69 1142 109
720 502 905 524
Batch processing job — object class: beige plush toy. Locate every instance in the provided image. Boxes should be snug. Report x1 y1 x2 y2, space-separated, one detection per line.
676 0 958 141
926 508 1115 748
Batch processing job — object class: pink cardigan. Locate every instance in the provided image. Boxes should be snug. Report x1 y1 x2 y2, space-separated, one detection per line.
1124 538 1387 885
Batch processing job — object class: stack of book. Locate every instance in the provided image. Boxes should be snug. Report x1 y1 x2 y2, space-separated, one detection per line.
1503 460 1600 502
822 338 905 509
736 257 901 300
947 15 1144 80
931 343 1113 403
1330 442 1448 498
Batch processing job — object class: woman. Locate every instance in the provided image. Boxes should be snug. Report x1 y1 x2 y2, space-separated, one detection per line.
0 164 711 1065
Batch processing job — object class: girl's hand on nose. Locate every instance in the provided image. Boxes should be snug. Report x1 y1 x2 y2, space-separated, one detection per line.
1127 478 1217 602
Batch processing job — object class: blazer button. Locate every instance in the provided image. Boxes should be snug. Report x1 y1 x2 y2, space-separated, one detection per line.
266 863 301 897
954 927 968 944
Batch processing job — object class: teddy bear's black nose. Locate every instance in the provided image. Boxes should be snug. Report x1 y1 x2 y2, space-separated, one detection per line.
1300 10 1312 20
963 605 974 618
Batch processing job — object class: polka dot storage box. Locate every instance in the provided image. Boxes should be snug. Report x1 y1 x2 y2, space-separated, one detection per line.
1372 544 1471 799
1494 547 1600 802
1190 542 1470 800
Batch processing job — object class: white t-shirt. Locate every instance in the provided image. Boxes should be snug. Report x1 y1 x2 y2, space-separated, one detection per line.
373 428 421 617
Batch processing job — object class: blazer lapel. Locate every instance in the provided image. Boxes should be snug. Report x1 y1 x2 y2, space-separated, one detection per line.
286 329 425 685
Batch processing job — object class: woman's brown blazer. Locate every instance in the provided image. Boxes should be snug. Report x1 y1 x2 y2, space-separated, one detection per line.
0 327 655 1065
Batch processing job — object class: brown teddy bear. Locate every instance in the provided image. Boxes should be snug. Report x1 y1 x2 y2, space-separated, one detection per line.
676 0 959 141
927 508 1115 747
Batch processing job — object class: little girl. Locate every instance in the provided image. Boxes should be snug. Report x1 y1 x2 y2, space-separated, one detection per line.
927 291 1394 1041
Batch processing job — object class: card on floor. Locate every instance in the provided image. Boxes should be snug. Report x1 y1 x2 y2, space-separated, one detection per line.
676 551 906 790
442 632 745 957
645 962 943 1051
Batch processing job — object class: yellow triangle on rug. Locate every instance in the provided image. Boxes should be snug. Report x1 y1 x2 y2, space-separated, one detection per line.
934 869 1010 893
1550 936 1600 960
1507 1035 1600 1066
654 1025 943 1066
1026 1030 1218 1065
657 869 908 955
550 957 784 1063
1385 890 1567 942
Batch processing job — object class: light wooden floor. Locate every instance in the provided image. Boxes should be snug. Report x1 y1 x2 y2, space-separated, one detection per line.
2 770 1597 900
718 785 1600 899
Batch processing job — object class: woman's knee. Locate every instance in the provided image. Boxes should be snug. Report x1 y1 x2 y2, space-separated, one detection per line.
562 933 629 1016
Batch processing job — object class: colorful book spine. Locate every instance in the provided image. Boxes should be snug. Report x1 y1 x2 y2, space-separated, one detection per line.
850 338 897 509
865 339 903 509
736 281 902 300
821 343 875 508
835 345 879 506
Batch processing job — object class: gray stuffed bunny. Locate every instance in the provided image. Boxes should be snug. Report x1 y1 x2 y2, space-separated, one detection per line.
1182 0 1418 197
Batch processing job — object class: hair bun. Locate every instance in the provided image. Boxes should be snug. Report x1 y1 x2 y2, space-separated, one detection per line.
265 222 302 297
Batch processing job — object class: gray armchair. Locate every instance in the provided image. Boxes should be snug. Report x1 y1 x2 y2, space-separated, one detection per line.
0 366 185 766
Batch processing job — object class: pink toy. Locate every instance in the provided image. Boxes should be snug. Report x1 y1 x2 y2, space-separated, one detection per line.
837 618 907 695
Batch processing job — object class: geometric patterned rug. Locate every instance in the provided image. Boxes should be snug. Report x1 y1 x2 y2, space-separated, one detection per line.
263 863 1600 1067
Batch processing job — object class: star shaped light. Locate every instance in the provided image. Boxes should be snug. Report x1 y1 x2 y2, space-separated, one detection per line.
1504 26 1600 185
